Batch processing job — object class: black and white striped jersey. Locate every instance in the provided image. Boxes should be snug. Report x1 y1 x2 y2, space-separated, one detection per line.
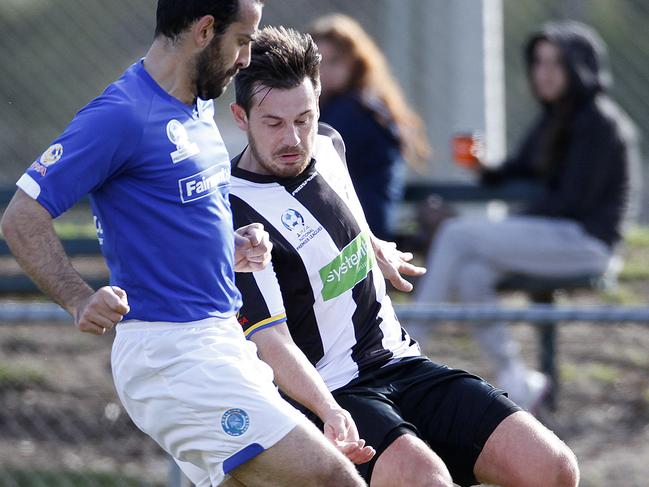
230 123 420 391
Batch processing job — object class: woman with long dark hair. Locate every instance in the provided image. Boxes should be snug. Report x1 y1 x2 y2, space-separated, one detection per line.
414 21 641 410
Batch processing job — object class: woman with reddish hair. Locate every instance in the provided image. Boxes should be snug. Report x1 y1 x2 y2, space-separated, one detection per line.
310 14 431 240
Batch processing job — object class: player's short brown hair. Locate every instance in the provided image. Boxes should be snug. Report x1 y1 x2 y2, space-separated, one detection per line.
235 26 321 113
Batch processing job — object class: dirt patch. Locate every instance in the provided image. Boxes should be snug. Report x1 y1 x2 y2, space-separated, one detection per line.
0 324 168 485
2 315 649 486
412 316 649 487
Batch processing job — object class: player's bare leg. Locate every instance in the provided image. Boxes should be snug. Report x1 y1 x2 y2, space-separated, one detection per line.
474 411 579 487
228 420 366 487
370 434 452 487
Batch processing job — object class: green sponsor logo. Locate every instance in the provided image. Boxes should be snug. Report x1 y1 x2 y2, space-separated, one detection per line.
319 232 375 301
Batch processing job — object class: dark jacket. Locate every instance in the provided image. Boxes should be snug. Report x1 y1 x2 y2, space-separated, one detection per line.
482 21 641 248
319 92 405 241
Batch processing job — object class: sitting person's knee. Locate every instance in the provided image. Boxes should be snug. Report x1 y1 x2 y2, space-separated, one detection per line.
436 218 467 243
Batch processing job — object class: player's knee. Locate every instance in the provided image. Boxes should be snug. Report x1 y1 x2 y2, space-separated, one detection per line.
400 461 453 487
551 446 580 487
372 435 453 487
524 443 579 487
373 466 452 487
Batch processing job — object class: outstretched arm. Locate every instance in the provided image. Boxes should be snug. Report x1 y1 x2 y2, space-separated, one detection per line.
370 234 427 292
251 323 375 465
1 189 129 334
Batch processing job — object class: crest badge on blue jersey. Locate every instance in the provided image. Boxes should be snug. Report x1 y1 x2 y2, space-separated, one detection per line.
166 119 200 164
40 143 64 166
221 408 250 437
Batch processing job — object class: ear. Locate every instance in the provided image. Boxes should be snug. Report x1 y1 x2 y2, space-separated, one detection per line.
230 103 249 131
192 15 216 49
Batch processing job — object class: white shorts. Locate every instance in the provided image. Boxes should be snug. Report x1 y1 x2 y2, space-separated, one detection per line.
111 316 303 486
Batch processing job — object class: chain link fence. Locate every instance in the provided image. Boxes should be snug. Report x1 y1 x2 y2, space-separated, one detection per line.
1 1 649 486
1 1 648 184
0 321 169 486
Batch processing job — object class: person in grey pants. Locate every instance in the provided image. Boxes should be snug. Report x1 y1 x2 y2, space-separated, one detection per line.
414 21 640 410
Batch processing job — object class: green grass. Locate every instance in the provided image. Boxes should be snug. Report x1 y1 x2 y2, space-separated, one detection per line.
586 363 621 384
561 362 621 385
0 362 48 390
52 221 97 239
1 221 96 241
0 469 162 487
617 225 649 282
624 225 649 249
619 262 649 281
600 285 643 305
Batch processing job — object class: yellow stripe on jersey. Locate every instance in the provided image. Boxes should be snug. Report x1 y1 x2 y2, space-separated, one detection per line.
244 313 287 338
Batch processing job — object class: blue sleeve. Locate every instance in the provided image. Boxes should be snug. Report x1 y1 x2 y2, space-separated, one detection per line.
17 97 143 218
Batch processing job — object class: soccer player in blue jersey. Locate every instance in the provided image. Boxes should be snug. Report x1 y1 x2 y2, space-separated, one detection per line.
1 2 371 486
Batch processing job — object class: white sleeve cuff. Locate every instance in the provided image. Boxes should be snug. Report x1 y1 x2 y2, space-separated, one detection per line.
16 174 41 200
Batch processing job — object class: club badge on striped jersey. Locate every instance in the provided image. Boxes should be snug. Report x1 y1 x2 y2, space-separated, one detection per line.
280 209 323 251
281 209 306 232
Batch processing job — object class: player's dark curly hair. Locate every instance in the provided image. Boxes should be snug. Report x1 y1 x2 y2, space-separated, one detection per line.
235 26 322 114
155 0 262 41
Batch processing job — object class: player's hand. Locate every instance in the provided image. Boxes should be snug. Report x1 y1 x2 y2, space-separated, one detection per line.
322 407 375 465
372 236 426 292
234 223 273 272
74 286 130 335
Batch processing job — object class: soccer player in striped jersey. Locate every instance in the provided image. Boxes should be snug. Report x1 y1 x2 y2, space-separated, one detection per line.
229 26 580 487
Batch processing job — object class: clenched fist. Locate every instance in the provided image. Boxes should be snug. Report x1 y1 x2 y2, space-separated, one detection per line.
234 223 273 272
75 286 130 335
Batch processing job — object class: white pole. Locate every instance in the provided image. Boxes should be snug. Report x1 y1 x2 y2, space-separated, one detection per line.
399 0 507 178
483 0 507 165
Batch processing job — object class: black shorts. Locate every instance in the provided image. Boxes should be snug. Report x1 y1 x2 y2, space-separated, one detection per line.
327 357 521 486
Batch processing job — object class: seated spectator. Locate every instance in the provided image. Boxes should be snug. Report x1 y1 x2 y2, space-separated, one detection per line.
309 14 430 241
414 21 641 410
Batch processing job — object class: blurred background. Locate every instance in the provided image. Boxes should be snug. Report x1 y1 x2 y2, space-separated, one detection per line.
1 0 649 486
2 0 649 186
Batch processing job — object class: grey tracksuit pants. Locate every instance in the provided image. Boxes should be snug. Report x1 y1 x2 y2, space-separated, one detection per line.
414 216 612 372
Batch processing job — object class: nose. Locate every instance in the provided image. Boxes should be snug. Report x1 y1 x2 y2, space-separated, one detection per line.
237 44 252 69
282 125 300 147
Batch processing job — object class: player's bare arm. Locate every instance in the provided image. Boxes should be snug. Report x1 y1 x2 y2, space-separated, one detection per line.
234 222 273 272
1 189 129 335
370 233 426 292
251 323 375 465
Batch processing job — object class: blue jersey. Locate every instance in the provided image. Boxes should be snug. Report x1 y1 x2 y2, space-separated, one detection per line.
17 60 242 322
